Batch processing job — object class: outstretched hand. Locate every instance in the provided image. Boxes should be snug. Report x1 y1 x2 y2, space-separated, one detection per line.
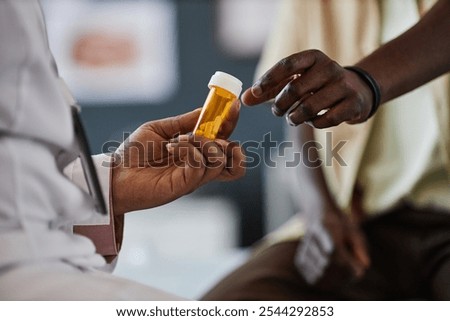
242 50 375 128
111 101 245 214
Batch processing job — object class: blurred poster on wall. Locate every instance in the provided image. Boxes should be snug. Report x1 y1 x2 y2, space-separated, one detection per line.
216 0 280 59
42 0 178 104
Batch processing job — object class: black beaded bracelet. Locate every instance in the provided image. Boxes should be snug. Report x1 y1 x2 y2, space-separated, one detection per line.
344 66 381 118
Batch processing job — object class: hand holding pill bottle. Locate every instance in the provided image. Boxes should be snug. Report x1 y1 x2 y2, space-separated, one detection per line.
193 71 242 139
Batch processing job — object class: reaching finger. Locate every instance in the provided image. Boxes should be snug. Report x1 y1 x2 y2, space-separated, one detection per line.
241 76 293 106
246 50 326 105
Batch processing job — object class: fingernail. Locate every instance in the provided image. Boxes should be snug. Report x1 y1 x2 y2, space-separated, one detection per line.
207 145 220 154
271 105 283 116
305 121 314 128
286 113 297 126
176 134 190 142
166 142 175 152
252 83 263 97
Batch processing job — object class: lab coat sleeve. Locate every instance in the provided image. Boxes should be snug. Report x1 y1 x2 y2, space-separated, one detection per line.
63 154 124 262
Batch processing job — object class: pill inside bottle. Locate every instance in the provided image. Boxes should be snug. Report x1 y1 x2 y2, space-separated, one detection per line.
193 71 242 139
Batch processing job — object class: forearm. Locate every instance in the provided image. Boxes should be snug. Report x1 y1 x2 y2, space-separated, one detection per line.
356 0 450 104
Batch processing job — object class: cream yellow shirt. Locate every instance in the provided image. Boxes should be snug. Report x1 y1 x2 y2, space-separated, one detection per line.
357 0 450 214
257 0 450 218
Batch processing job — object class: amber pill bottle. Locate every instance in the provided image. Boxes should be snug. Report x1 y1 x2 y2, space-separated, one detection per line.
193 71 242 139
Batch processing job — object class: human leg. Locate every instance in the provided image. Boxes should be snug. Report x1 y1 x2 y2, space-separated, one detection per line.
202 205 449 301
201 241 338 300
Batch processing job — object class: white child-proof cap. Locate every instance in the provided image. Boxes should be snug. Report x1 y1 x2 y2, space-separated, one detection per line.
208 71 243 97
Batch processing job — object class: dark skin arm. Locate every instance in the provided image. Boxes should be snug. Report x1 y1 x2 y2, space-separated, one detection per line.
242 0 450 128
80 102 244 262
357 0 450 103
112 101 245 215
241 0 450 284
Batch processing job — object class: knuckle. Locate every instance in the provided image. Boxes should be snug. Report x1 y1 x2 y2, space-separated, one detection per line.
354 92 365 106
353 106 363 121
349 93 366 118
259 73 274 88
316 59 343 85
300 103 315 119
285 81 300 98
341 75 356 92
279 56 297 72
308 49 325 60
322 58 337 70
311 119 324 129
324 112 341 127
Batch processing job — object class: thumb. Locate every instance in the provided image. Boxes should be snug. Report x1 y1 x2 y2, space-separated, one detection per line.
154 108 202 138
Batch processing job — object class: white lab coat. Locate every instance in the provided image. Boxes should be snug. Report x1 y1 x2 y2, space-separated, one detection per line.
0 0 181 300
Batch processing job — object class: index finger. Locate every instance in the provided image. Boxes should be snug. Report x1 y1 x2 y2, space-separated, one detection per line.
244 50 324 106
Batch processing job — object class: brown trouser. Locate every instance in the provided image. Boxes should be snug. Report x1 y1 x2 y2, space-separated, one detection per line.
202 205 450 300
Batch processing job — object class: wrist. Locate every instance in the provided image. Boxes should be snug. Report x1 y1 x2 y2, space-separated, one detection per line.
110 153 128 215
344 66 381 119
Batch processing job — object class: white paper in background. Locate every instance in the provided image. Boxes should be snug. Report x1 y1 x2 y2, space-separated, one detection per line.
216 0 280 59
42 0 178 104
